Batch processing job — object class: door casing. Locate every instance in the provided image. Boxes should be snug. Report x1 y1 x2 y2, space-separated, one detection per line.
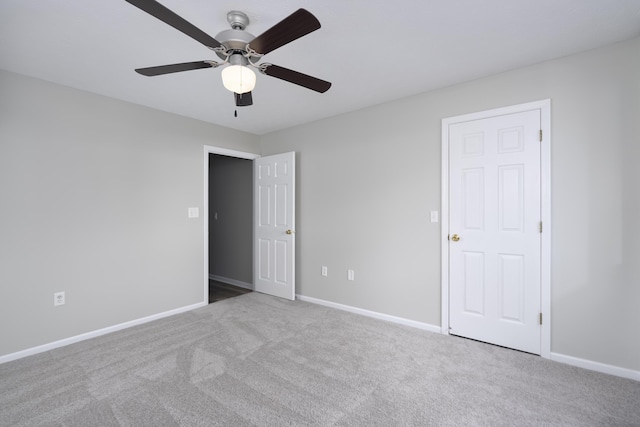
440 100 551 359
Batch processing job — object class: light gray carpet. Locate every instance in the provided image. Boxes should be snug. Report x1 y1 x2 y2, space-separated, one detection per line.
1 293 638 426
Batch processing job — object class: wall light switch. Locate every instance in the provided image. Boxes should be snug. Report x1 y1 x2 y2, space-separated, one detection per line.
348 269 355 281
188 207 199 218
321 266 328 277
430 211 439 223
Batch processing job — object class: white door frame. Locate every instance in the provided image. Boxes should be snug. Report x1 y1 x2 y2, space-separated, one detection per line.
440 99 551 359
203 146 260 303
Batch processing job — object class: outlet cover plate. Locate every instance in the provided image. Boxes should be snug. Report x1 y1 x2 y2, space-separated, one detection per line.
54 291 65 306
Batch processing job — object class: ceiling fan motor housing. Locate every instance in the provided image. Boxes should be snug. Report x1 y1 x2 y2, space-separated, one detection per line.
214 29 255 58
214 11 255 60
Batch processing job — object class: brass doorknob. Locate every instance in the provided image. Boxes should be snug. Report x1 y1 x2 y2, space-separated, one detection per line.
286 229 295 235
451 234 460 242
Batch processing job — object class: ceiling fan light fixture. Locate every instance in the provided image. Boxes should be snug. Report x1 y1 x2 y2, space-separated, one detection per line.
221 64 256 94
125 2 331 105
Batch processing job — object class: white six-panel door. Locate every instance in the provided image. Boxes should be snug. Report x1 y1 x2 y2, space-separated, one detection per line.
253 152 296 300
448 110 542 354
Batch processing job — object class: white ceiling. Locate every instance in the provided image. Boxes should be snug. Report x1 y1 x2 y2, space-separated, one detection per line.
2 1 640 135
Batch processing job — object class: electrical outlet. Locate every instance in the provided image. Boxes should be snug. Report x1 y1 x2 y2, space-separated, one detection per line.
348 269 355 281
321 266 328 277
54 291 65 306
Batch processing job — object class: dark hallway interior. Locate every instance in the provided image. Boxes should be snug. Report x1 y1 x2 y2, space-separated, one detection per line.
208 280 252 304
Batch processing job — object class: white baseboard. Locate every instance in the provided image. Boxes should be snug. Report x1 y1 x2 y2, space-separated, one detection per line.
5 295 637 383
0 301 207 365
209 274 253 290
296 295 640 382
550 352 640 382
296 294 441 334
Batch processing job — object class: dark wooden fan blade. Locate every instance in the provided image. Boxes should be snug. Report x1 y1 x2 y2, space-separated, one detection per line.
126 0 221 49
235 91 253 107
135 61 213 76
247 9 320 55
261 64 331 93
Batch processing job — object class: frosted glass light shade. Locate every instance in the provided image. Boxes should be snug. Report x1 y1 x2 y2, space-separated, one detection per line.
221 65 256 94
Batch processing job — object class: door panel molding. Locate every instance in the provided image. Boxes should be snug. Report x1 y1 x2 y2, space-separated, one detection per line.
440 100 551 358
253 152 296 300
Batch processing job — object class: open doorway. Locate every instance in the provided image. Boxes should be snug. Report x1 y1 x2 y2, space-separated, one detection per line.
203 146 297 303
206 150 257 303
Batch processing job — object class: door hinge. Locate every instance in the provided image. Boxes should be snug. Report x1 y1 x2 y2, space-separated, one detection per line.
539 221 543 233
539 129 543 142
539 313 543 325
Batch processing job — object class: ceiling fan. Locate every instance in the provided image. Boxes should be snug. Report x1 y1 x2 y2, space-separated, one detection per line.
125 0 331 107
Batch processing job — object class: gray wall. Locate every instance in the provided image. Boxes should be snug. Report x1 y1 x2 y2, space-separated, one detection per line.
260 37 640 372
208 154 253 284
0 70 259 356
2 36 639 374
